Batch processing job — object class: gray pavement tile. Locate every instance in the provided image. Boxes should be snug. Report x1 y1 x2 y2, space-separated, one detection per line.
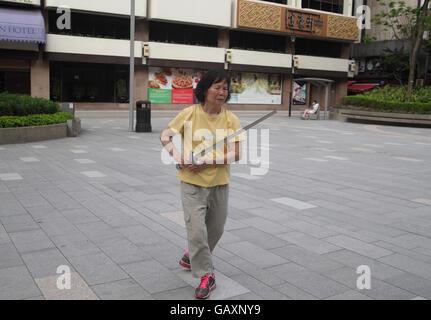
229 227 289 250
97 237 152 265
222 241 287 269
378 253 431 281
67 252 129 286
35 272 99 300
324 235 393 259
75 221 123 242
21 248 74 278
274 282 319 300
175 269 251 300
230 273 288 300
0 266 42 300
266 263 352 299
360 278 417 300
384 273 431 299
270 245 343 273
116 225 171 247
9 229 56 254
121 260 188 294
151 286 196 300
323 250 405 281
139 242 185 270
374 241 431 264
221 255 286 287
0 214 40 233
37 216 82 237
0 224 10 245
226 292 264 300
60 208 101 225
237 216 293 234
277 231 341 254
91 278 153 300
50 234 101 258
281 219 339 239
324 290 373 300
0 243 24 269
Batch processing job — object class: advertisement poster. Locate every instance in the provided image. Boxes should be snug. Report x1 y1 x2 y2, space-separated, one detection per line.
148 67 205 104
229 72 282 105
293 81 307 105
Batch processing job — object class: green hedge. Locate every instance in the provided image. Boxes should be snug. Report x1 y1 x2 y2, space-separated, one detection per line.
0 92 60 116
343 86 431 114
0 112 74 128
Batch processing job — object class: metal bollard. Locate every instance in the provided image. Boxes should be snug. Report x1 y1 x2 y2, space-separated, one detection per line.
135 100 152 132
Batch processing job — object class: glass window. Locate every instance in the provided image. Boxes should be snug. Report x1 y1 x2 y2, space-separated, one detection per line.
302 0 343 14
295 38 342 58
50 62 129 103
261 0 288 4
48 11 130 40
149 21 218 47
230 30 286 53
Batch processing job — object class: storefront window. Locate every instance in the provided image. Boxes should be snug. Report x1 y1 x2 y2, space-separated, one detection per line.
230 30 285 53
149 21 218 47
48 11 129 40
50 62 129 103
302 0 343 14
295 38 341 58
262 0 288 4
0 71 30 95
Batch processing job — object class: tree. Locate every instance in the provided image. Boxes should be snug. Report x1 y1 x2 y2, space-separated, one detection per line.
377 48 410 85
372 0 431 102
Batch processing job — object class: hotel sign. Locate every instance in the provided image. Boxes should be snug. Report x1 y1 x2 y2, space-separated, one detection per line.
0 0 41 6
237 0 359 42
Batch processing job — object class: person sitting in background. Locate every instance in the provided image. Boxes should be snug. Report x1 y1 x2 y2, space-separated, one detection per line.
302 100 320 119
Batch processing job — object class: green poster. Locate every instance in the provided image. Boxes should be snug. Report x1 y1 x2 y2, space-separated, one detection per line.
148 88 171 103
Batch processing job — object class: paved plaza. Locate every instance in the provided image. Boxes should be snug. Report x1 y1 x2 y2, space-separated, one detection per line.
1 111 431 300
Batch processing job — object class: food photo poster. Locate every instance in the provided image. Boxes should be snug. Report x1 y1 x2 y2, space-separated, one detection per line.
148 68 282 105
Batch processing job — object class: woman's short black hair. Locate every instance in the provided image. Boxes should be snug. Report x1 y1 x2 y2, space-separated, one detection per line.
195 70 231 104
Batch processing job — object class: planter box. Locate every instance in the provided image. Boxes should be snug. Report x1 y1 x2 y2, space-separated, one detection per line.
0 123 68 145
333 108 431 126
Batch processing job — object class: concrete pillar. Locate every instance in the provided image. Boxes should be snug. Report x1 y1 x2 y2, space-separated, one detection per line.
282 75 292 111
134 65 148 103
30 54 50 99
343 0 353 16
335 80 348 106
136 20 149 42
218 29 229 49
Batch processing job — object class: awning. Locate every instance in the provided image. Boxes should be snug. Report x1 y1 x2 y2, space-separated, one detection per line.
348 83 378 92
0 7 46 44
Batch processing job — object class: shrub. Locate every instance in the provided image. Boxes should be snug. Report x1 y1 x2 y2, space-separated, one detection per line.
0 92 60 117
343 86 431 114
0 112 74 128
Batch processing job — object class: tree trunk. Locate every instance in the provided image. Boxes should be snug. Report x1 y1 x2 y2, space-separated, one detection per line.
408 0 429 102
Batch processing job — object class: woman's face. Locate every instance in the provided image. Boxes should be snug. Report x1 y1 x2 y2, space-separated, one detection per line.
205 79 229 108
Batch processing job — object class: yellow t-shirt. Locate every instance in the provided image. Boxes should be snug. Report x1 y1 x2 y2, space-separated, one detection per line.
168 104 245 187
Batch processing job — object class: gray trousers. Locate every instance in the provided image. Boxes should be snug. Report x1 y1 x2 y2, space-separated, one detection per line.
180 181 229 278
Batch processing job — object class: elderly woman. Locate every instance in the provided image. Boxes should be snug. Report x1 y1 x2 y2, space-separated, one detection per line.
160 70 244 299
302 100 320 119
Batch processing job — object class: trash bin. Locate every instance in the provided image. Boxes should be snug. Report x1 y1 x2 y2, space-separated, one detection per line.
136 100 152 132
60 102 75 117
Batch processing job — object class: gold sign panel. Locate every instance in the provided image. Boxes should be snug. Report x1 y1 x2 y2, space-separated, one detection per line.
237 0 282 32
327 15 359 42
237 0 359 42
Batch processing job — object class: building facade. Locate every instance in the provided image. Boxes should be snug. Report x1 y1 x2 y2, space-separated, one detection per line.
0 0 358 111
351 0 430 87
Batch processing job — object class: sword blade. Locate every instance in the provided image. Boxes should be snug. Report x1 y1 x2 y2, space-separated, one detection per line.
193 110 277 162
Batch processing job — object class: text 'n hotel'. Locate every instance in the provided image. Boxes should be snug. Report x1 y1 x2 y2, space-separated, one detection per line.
0 0 358 110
